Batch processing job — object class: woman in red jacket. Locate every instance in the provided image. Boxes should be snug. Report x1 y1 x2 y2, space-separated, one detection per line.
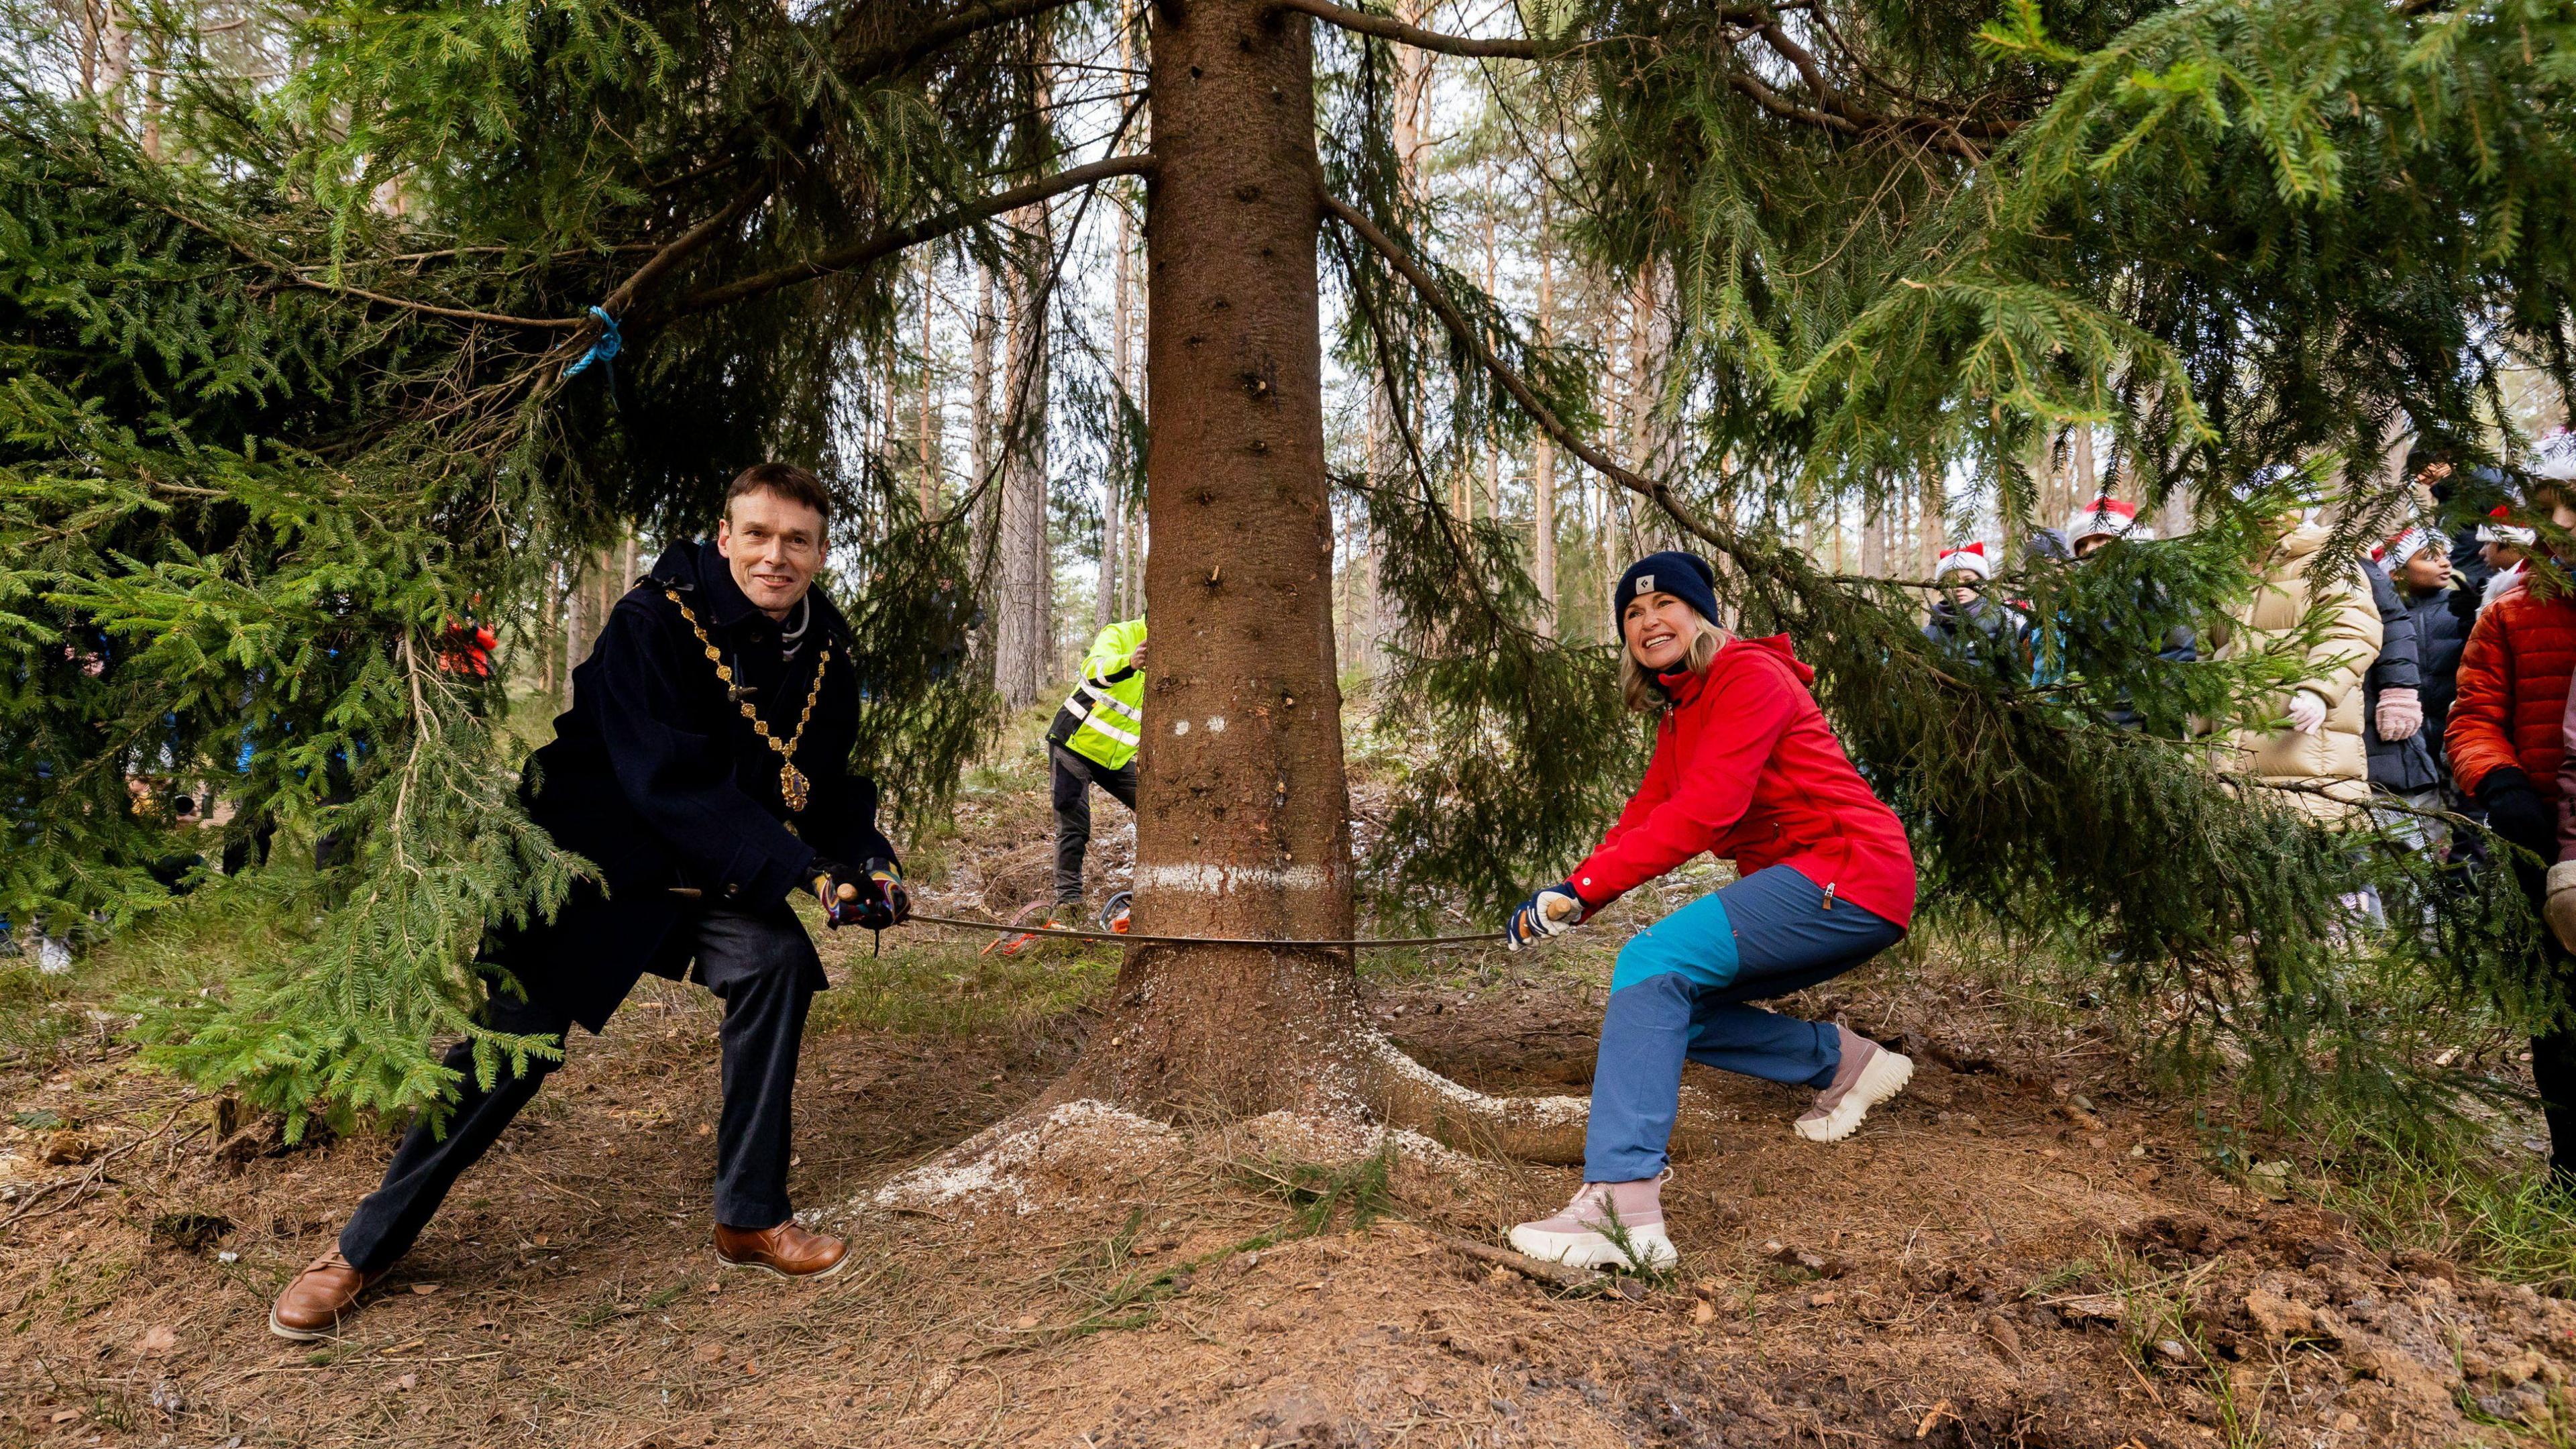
2460 444 2576 1185
1504 552 1919 1269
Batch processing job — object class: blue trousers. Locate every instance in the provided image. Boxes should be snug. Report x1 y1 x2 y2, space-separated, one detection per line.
1585 865 1905 1182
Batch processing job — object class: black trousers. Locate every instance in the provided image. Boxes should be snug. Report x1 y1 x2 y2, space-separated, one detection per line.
338 905 819 1271
2501 852 2576 1183
1050 742 1136 906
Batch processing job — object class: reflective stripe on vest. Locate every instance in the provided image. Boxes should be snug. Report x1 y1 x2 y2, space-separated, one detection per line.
1078 679 1142 722
1063 696 1141 749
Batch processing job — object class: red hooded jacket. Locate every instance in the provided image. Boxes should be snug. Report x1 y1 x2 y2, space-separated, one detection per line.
1568 634 1917 927
2449 582 2576 806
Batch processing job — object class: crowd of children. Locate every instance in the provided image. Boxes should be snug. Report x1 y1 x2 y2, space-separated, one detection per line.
1920 442 2575 841
1915 436 2576 1183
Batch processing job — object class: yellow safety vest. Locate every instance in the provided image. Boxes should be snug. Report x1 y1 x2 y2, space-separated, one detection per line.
1054 619 1147 770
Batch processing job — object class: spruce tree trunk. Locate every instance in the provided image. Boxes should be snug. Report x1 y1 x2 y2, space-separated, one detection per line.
994 207 1052 710
1063 0 1365 1115
1533 193 1556 637
918 255 938 519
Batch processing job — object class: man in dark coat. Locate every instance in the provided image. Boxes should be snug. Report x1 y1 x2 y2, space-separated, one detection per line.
270 463 907 1339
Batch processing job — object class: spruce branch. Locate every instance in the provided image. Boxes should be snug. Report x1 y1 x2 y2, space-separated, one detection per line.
138 196 584 331
829 0 1087 81
1318 188 1741 559
598 177 778 319
665 154 1155 319
1277 0 1546 57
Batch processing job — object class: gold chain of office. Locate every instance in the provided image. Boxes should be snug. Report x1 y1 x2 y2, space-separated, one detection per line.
665 588 832 812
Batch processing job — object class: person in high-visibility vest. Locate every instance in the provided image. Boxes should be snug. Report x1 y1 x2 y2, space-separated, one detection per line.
1036 618 1146 934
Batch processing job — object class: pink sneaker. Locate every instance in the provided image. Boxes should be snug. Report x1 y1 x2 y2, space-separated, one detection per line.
1794 1026 1913 1143
1505 1175 1677 1271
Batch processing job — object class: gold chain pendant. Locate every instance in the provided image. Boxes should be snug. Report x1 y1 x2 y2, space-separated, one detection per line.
667 589 831 813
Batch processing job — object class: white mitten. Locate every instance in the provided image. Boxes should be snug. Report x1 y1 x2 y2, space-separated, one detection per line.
2285 690 2328 735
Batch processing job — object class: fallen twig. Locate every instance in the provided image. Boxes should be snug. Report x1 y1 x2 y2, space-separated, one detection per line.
1438 1235 1601 1289
0 1102 193 1232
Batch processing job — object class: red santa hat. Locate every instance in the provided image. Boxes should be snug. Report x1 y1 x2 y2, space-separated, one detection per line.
2065 496 2151 546
1934 541 1993 582
2479 504 2536 547
2375 527 2445 570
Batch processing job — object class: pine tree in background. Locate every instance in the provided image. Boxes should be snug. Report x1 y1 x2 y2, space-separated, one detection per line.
4 0 2575 1144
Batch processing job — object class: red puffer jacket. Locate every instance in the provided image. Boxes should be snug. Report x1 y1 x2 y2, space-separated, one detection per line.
2447 583 2576 804
1568 634 1917 927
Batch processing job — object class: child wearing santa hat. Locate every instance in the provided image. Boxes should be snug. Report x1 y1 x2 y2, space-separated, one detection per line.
2055 496 2196 728
1921 542 2031 678
2064 496 2151 557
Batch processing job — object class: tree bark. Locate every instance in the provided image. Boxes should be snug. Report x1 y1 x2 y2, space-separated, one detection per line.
969 261 996 497
1063 0 1360 1116
918 253 939 519
1532 189 1556 637
958 0 1588 1160
1102 162 1137 631
994 211 1052 709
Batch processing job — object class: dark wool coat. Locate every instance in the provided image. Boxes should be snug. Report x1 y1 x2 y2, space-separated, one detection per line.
493 540 896 1031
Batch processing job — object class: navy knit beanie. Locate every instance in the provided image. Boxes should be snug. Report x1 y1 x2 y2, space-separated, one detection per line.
1613 551 1721 629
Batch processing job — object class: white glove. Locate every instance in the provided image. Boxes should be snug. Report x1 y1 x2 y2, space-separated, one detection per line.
2548 861 2576 955
2286 690 2328 735
2375 686 2423 741
1505 884 1585 952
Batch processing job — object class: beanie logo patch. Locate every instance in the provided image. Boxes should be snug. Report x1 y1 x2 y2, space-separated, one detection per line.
1635 574 1654 592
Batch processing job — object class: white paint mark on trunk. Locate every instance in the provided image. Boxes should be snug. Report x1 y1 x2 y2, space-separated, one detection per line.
1138 863 1338 893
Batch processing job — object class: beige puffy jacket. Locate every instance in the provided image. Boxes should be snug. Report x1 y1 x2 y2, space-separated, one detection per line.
2218 523 2384 819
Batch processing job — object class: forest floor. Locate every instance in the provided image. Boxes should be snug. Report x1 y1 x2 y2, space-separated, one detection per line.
8 736 2576 1447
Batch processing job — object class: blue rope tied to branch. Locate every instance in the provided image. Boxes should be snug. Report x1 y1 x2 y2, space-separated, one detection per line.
561 305 622 382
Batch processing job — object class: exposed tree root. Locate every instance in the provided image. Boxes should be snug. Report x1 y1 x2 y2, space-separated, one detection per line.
1358 1032 1591 1165
831 1096 1493 1226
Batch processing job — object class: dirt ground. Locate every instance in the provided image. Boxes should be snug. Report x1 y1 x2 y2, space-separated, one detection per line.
6 780 2576 1447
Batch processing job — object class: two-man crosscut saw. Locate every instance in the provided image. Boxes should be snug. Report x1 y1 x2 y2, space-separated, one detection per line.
907 911 1503 950
672 886 1504 949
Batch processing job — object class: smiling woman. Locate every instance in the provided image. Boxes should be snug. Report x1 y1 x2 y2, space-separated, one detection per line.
1500 551 1920 1272
1618 587 1724 714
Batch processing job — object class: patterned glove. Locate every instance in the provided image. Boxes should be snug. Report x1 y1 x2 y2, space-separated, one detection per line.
807 859 867 929
857 858 909 929
1505 883 1586 953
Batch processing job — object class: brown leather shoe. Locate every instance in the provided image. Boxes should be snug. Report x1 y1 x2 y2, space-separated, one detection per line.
714 1220 849 1280
268 1248 388 1340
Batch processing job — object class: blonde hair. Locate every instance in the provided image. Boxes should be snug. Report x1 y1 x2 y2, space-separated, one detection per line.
1619 612 1724 713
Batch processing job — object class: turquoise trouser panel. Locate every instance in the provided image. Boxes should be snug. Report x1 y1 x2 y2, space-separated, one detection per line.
1610 888 1741 993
